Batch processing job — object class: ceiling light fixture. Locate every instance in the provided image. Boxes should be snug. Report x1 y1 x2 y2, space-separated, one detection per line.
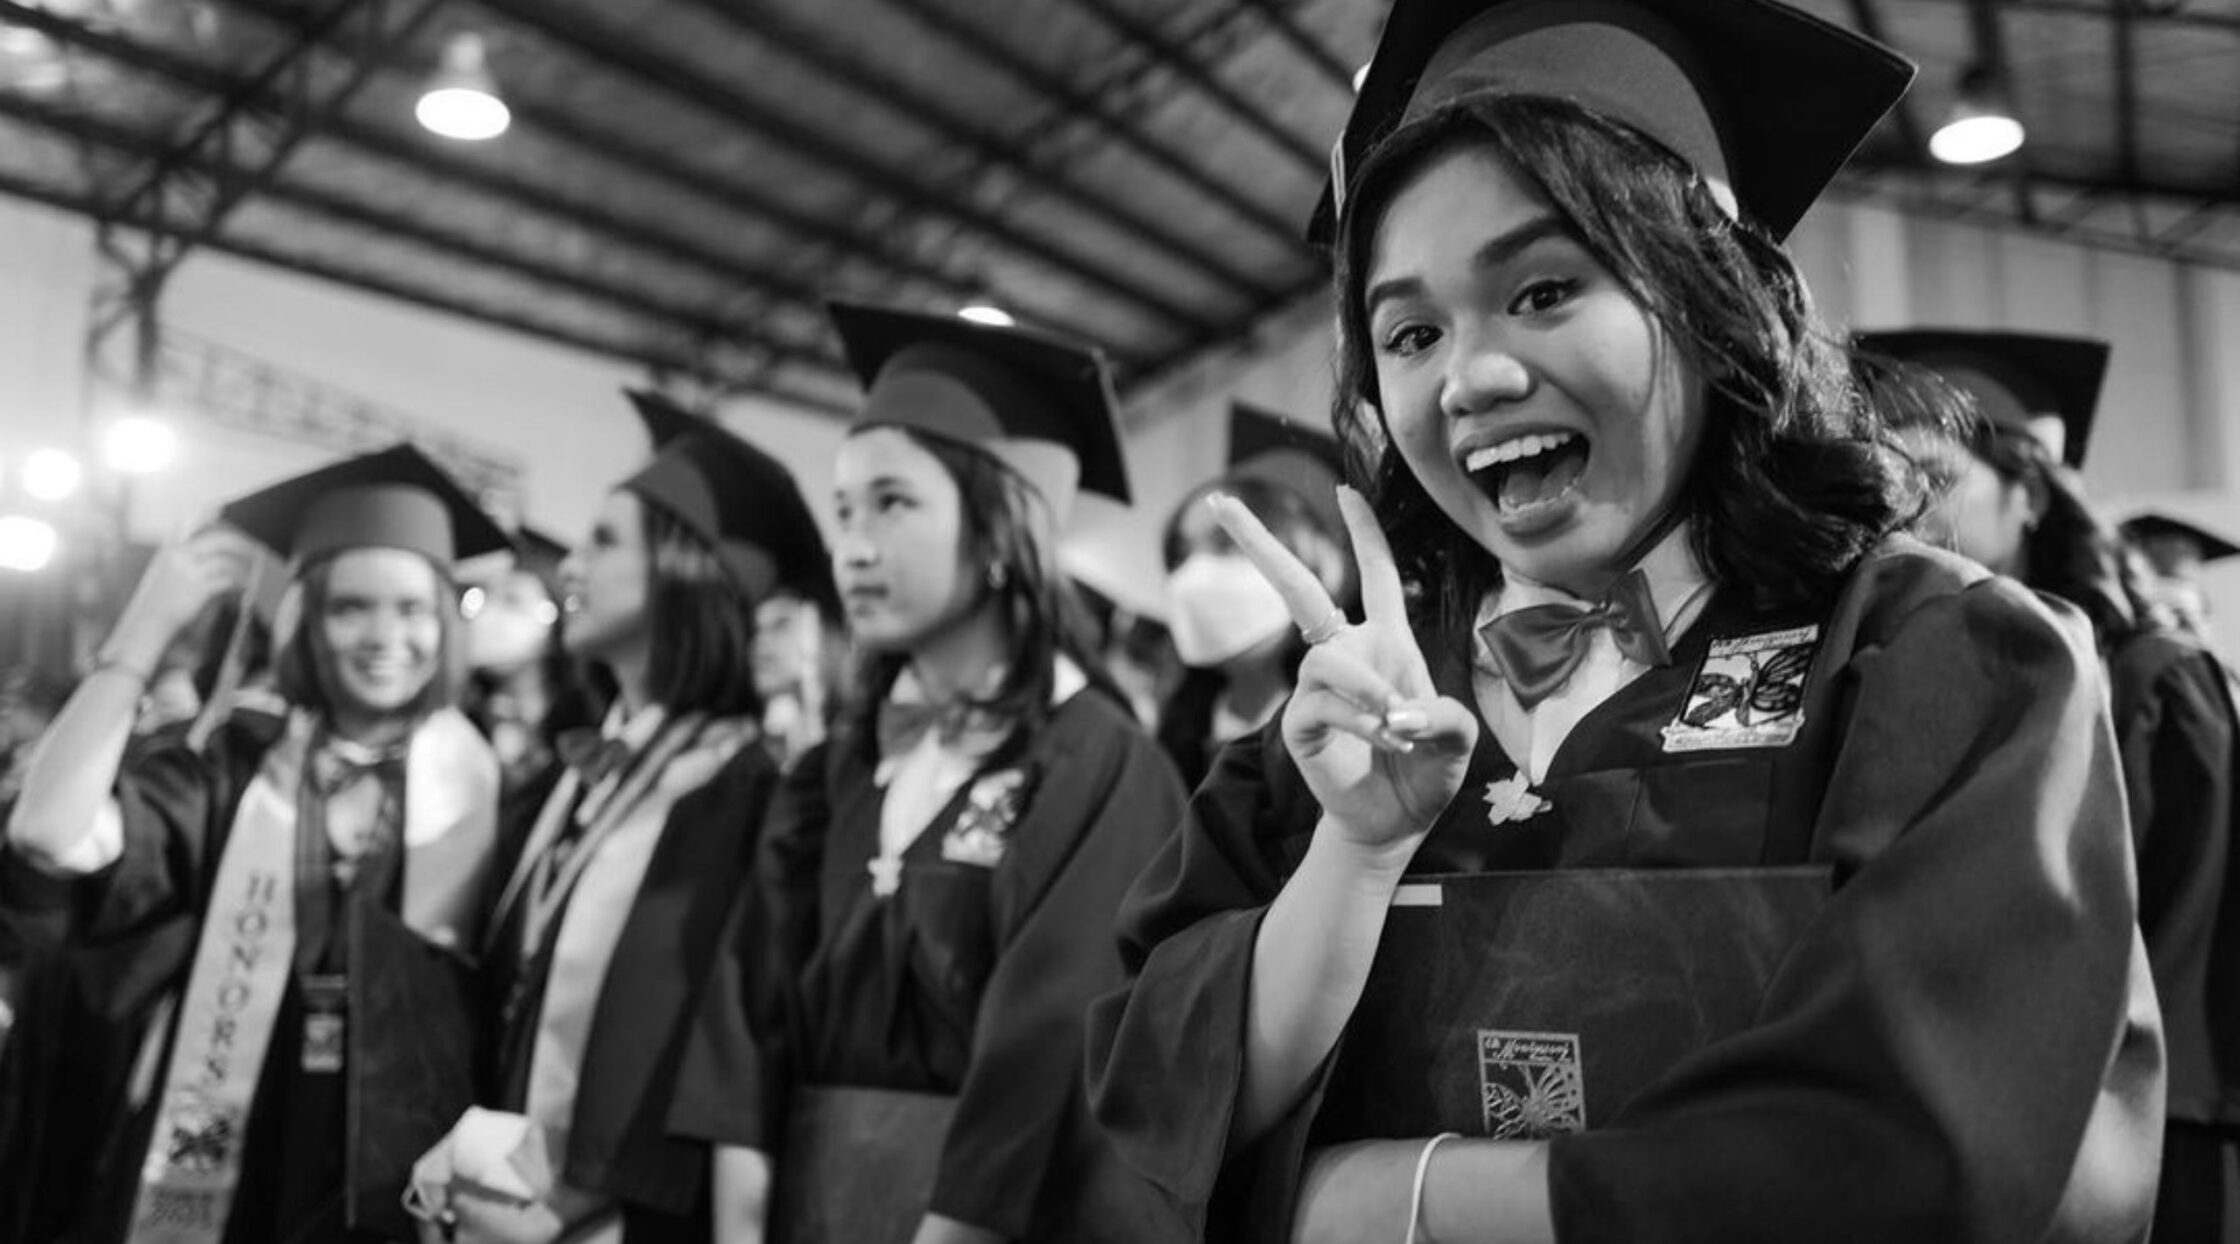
416 32 510 141
104 414 178 474
0 514 58 573
21 447 81 501
958 304 1016 328
1929 63 2025 165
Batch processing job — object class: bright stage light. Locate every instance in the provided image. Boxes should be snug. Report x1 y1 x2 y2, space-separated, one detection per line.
104 415 179 474
0 515 58 572
21 448 81 501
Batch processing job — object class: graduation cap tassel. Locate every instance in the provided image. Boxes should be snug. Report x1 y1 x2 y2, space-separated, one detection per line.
184 556 264 755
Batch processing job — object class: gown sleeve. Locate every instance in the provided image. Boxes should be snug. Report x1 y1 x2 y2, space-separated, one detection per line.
1544 574 2159 1244
1084 723 1309 1231
2108 635 2238 1125
666 742 832 1152
927 708 1188 1237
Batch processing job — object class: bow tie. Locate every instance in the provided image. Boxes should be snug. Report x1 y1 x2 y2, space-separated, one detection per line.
309 743 403 800
555 728 633 788
876 698 1010 764
1479 568 1673 710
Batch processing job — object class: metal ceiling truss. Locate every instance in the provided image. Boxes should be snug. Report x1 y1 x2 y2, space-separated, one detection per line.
1 4 850 374
676 0 1279 307
1836 166 2240 273
466 0 1222 339
1065 0 1325 176
63 0 447 382
1234 0 1357 93
880 0 1303 249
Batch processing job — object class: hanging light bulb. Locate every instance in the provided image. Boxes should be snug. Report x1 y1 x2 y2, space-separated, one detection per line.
1930 63 2025 166
416 32 510 141
958 304 1015 328
104 414 179 474
21 448 81 501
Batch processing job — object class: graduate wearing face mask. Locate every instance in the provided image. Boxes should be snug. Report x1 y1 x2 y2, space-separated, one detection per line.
1156 404 1356 793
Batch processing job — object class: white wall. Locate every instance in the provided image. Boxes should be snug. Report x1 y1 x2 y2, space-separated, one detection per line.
4 187 2238 630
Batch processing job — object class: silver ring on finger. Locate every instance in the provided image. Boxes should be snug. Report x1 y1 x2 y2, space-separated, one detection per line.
1299 608 1348 646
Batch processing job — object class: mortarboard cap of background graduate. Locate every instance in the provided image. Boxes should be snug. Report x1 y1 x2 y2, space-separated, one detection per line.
1223 401 1348 539
827 301 1132 522
2120 511 2240 565
1310 0 1915 245
1857 329 2110 468
626 387 721 450
618 414 838 614
218 442 510 572
511 525 571 600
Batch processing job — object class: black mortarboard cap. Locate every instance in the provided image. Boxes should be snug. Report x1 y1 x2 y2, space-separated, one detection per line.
1311 0 1914 244
512 525 570 599
626 387 720 450
1857 329 2110 468
2120 512 2240 565
217 442 509 571
1224 402 1347 538
827 301 1132 519
618 421 838 612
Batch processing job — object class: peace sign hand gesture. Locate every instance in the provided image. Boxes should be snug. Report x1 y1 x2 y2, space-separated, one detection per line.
1210 486 1479 860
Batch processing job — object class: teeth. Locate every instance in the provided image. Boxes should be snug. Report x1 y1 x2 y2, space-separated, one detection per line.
1464 431 1579 473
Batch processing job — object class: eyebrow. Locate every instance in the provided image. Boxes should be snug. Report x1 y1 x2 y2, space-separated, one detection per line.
1363 215 1572 319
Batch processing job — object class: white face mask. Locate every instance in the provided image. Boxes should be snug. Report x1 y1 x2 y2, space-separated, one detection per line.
1165 552 1293 669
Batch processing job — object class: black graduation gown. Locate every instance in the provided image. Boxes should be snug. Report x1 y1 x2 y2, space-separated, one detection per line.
2107 626 2240 1241
483 740 779 1241
0 712 483 1244
673 689 1190 1242
1085 537 2163 1244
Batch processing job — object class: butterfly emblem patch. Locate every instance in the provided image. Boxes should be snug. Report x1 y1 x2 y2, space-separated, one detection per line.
1660 625 1819 753
940 768 1030 869
1477 1030 1586 1139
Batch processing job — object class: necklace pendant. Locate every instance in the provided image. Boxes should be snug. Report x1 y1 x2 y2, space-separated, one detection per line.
1484 773 1552 827
867 855 903 898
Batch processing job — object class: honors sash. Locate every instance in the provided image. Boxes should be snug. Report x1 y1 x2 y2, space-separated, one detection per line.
126 708 499 1244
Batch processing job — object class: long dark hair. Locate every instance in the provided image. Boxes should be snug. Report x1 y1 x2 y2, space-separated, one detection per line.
273 552 462 722
1331 96 1921 636
842 430 1117 755
639 499 762 719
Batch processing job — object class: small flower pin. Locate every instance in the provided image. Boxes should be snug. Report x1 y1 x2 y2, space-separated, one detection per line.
867 855 903 898
1484 773 1551 826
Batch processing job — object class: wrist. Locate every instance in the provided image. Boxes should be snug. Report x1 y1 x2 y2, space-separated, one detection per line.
1309 819 1422 883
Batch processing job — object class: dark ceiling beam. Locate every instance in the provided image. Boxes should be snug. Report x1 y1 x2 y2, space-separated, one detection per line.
1830 169 2240 274
207 0 976 305
1234 0 1358 93
204 0 1146 362
1064 0 1327 176
1907 0 2240 34
680 0 1278 302
1848 152 2239 211
464 0 1222 338
881 0 1305 250
2112 0 2141 189
1841 0 1926 158
9 2 875 367
0 87 840 375
0 169 849 412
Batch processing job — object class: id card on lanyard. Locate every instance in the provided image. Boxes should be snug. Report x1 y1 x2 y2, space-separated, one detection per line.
300 973 348 1075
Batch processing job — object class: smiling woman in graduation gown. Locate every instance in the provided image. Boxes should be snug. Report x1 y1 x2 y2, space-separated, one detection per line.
412 399 838 1243
671 303 1188 1244
1084 3 2162 1241
1 444 509 1244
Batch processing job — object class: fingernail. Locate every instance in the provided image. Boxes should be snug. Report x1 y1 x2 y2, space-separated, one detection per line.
1378 729 1416 754
1205 492 1233 512
1384 708 1428 733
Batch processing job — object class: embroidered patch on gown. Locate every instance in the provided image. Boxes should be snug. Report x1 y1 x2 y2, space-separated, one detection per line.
1661 625 1819 753
940 769 1030 868
1477 1030 1586 1139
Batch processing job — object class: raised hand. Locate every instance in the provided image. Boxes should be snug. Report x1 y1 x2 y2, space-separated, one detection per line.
1210 486 1477 856
106 526 263 666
